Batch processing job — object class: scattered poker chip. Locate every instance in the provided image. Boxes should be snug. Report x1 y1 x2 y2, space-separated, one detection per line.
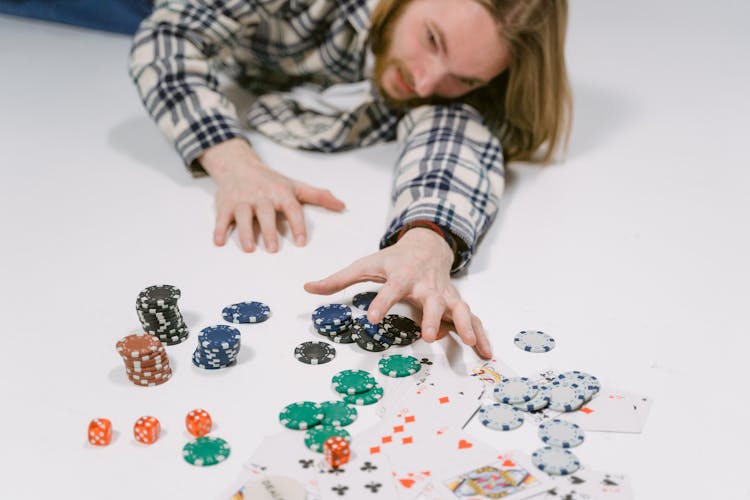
478 403 525 431
182 436 231 467
352 291 377 310
493 377 539 404
513 330 555 353
531 446 581 476
312 304 352 327
278 402 324 430
538 419 585 448
542 381 587 412
514 391 551 412
304 425 351 453
378 354 422 377
331 369 376 395
138 284 181 305
341 384 384 406
294 341 336 365
557 371 601 399
222 301 271 324
319 401 358 427
351 330 390 352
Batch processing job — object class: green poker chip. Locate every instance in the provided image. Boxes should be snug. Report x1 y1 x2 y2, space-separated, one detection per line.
278 401 324 430
319 400 358 427
342 384 384 406
182 436 231 466
378 354 422 377
304 425 351 453
331 369 376 395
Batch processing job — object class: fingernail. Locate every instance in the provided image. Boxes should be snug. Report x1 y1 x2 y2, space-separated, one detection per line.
296 235 306 246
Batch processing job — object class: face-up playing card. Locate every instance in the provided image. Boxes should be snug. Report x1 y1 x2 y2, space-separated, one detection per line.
314 450 397 499
563 387 652 433
538 468 634 499
434 450 554 500
243 431 321 495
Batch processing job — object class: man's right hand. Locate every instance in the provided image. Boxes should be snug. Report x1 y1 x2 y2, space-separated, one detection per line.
199 138 346 252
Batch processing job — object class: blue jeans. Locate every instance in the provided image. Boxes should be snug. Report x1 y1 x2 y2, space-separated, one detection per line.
0 0 153 35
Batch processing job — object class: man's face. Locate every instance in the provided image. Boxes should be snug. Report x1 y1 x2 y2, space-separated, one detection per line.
372 0 509 107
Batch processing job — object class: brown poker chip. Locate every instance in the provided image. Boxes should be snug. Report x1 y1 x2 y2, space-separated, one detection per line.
123 352 169 369
116 333 164 359
128 367 172 383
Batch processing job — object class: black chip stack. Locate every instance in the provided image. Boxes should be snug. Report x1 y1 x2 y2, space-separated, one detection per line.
136 284 189 345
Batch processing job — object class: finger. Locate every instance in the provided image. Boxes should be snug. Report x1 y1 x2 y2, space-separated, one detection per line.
234 204 255 252
450 301 477 348
255 200 279 253
304 258 382 295
280 197 307 246
213 205 233 246
366 280 406 324
296 183 346 211
471 314 492 360
420 296 445 343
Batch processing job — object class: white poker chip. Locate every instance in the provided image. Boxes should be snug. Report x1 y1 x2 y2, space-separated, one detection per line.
478 403 524 431
557 371 601 399
514 390 551 412
493 377 538 404
514 330 555 353
531 446 581 476
538 419 585 448
543 382 587 412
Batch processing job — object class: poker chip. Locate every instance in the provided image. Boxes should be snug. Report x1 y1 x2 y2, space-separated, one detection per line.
531 446 581 476
135 285 189 345
278 402 324 430
222 301 271 324
493 377 538 404
198 325 241 350
192 326 240 370
378 354 422 377
304 425 351 453
341 384 384 405
294 341 336 365
383 314 421 339
116 333 163 359
352 291 377 310
315 320 353 335
138 284 181 306
116 334 173 387
514 391 551 412
538 419 585 448
319 401 358 427
312 304 352 327
182 436 231 467
331 370 376 395
543 381 587 412
513 330 555 353
328 328 355 344
557 371 601 399
351 330 390 352
478 403 524 431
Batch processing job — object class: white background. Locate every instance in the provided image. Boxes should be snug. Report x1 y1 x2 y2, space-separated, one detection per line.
1 1 749 499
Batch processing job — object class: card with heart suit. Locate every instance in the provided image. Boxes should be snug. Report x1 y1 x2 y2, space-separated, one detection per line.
562 387 652 433
314 449 397 500
433 450 554 500
538 468 634 499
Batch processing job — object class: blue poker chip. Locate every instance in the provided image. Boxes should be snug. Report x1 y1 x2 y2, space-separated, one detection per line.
192 356 236 370
222 301 271 324
315 320 353 335
193 347 238 362
198 325 241 350
312 304 352 327
352 291 377 311
352 316 380 337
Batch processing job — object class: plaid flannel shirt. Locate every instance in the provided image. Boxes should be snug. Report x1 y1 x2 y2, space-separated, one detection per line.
129 0 505 272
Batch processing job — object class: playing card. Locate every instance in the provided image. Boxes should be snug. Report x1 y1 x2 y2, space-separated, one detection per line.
563 387 651 433
243 431 320 494
434 450 554 500
539 468 634 499
314 448 397 499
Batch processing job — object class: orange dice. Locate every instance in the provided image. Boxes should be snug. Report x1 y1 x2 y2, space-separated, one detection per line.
88 418 112 446
133 416 161 444
186 408 213 437
323 436 350 467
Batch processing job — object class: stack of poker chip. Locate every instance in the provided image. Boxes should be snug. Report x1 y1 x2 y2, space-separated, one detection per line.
192 325 241 370
277 400 357 454
136 284 189 345
116 333 172 387
311 304 353 342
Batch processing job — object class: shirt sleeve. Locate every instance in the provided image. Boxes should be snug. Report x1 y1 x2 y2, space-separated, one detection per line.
128 0 259 174
379 103 506 273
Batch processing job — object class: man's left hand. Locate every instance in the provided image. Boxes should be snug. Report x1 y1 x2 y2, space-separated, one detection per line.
304 228 492 359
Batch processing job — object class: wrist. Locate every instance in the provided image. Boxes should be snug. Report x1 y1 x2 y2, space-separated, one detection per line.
397 227 455 267
199 138 262 180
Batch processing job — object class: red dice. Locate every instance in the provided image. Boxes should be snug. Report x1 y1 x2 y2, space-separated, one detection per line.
186 408 213 437
323 436 350 467
133 416 161 444
88 418 112 446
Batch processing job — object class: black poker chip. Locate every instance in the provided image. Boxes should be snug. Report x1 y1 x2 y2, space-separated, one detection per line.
383 314 421 346
295 341 336 365
351 331 390 352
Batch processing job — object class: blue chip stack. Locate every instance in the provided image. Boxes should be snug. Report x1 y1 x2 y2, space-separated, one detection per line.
192 325 241 370
222 301 271 324
312 304 353 337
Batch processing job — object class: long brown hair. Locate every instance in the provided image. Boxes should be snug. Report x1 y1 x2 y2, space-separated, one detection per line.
368 0 572 164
